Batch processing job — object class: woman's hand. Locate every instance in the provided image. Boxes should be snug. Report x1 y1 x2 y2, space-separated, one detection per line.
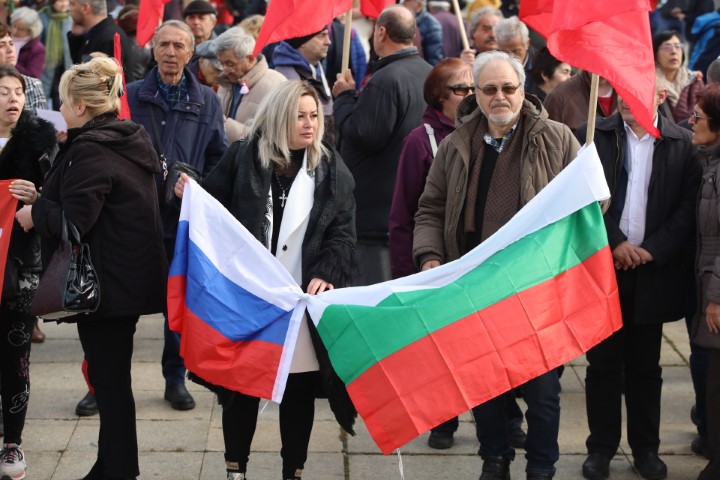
307 277 333 295
422 260 441 271
15 205 34 232
707 301 720 334
9 180 39 204
174 172 190 199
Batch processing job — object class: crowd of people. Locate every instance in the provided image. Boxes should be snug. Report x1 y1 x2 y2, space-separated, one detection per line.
1 0 720 479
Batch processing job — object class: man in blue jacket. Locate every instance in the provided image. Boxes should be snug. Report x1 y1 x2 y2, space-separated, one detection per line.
127 20 228 411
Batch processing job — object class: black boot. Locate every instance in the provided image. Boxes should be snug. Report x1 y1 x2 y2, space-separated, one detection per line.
479 456 511 480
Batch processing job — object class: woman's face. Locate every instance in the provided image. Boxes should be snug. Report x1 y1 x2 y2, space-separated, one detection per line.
60 96 84 129
53 0 70 13
542 62 572 92
0 76 25 128
690 104 720 146
11 20 31 39
288 95 319 150
440 67 474 123
656 35 683 73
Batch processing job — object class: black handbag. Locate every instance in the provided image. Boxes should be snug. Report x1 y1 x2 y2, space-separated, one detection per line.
31 214 100 319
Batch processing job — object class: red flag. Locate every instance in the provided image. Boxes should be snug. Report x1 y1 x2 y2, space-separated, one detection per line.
114 33 131 120
521 0 660 138
0 180 19 296
360 0 394 19
253 0 353 55
137 0 170 48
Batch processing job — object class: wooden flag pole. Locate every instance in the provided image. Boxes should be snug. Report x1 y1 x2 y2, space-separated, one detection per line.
450 0 470 50
341 9 353 73
585 73 600 146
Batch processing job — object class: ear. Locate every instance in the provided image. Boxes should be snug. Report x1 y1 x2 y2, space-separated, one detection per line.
656 88 668 106
246 54 256 65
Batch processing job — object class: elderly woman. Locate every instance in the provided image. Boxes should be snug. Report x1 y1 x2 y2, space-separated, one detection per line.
175 80 356 480
654 30 705 123
0 65 56 480
16 57 167 480
10 7 46 79
690 83 720 480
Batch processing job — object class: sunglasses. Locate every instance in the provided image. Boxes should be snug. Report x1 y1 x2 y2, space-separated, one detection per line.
448 84 475 96
478 84 521 97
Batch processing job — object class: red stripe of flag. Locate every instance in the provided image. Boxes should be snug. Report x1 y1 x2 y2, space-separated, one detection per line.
0 180 19 296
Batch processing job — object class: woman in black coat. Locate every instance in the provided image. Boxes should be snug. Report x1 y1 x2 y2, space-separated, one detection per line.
0 65 56 480
175 80 356 480
16 57 167 480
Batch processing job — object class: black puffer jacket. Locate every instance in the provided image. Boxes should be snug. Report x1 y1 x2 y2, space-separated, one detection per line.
32 115 168 321
0 112 56 291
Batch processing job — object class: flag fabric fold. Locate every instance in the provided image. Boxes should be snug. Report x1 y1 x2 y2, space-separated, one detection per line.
253 0 353 56
169 144 622 454
167 181 306 402
360 0 394 19
520 0 659 138
0 180 19 295
113 33 131 120
137 0 171 48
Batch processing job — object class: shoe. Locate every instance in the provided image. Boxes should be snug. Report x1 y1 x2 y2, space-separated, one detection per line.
691 436 710 459
428 430 454 449
633 452 667 480
0 443 26 480
164 383 195 410
31 318 45 343
691 404 698 426
527 474 554 480
75 392 99 416
582 452 610 480
283 468 301 479
509 418 527 449
479 456 511 480
227 473 246 480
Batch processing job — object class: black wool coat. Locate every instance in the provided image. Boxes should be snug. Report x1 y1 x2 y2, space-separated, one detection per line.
32 116 168 321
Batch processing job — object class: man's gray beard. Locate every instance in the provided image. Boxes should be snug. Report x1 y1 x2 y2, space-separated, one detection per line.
487 110 520 126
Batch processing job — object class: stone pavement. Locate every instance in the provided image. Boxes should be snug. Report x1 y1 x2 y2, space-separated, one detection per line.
19 314 708 479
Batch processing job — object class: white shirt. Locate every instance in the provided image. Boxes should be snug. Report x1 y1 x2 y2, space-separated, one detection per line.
619 117 658 245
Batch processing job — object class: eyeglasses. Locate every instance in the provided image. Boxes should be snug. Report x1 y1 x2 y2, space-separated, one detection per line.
692 111 712 122
448 84 475 96
659 43 684 52
478 84 521 97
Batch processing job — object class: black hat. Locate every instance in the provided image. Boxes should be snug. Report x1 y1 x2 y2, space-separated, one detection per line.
286 26 328 49
183 0 217 17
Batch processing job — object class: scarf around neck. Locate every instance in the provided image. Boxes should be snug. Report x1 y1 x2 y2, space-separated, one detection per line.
42 6 69 67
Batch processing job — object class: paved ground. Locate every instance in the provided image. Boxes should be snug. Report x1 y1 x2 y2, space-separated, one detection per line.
15 314 709 479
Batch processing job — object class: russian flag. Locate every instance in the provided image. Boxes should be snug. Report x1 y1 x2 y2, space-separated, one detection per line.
167 180 306 402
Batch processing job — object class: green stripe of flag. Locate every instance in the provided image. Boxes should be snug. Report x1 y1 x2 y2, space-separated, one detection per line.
317 202 607 384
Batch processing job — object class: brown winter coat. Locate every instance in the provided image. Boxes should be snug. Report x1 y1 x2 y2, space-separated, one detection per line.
544 71 618 131
412 94 580 269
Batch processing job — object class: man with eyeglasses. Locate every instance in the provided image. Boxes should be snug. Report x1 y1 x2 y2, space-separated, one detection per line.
576 76 701 480
413 50 579 480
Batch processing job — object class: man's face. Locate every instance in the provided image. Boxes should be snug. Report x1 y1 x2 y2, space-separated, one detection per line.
298 30 331 65
617 90 664 131
472 14 499 53
185 13 216 45
153 26 194 82
0 35 17 66
475 60 525 126
69 0 85 26
217 50 253 83
498 35 529 64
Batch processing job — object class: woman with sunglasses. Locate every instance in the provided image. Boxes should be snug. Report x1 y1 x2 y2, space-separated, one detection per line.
654 30 704 123
690 84 720 480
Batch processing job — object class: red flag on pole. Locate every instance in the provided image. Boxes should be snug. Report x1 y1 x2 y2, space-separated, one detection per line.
0 180 19 296
114 33 131 120
253 0 353 55
520 0 660 138
137 0 170 48
360 0 394 19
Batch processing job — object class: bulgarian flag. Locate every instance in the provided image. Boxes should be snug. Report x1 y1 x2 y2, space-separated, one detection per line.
171 144 622 454
306 143 622 453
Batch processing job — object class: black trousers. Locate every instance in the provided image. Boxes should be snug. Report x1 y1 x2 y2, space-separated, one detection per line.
222 372 319 478
585 321 664 457
0 304 33 445
698 349 720 480
77 316 139 479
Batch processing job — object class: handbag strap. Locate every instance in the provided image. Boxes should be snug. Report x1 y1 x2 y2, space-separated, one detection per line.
149 108 169 182
62 214 83 245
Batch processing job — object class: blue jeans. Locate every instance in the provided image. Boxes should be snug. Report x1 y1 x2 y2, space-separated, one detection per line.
472 370 560 476
162 311 186 385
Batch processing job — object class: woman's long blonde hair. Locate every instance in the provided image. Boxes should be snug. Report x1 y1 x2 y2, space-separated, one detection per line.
59 57 123 118
249 80 328 172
